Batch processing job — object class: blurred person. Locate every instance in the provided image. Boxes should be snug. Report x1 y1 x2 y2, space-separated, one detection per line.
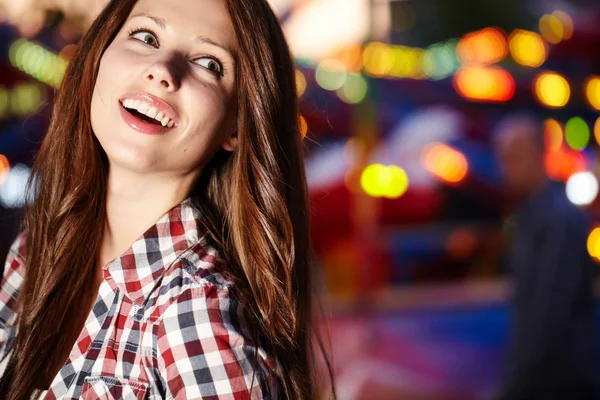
494 113 597 399
0 0 334 399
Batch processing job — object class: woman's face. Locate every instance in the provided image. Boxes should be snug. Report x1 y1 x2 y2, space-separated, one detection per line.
91 0 238 176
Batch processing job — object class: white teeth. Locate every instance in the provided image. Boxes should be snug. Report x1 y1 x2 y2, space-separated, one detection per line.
138 102 149 114
122 99 175 128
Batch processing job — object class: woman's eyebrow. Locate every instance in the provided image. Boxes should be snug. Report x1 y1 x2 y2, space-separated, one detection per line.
128 13 236 59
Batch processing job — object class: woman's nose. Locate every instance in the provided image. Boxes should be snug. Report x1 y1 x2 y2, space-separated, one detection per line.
144 61 181 91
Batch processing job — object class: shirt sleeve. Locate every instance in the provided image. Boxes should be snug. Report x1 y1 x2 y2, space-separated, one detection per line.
156 283 279 400
0 232 26 369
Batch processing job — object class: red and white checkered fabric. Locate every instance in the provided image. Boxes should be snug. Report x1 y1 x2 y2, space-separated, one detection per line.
0 198 281 399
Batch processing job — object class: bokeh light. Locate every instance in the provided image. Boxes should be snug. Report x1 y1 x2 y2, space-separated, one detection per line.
456 27 508 65
566 171 598 206
299 115 308 139
9 39 67 88
544 147 587 181
296 70 307 97
315 59 347 91
0 164 31 209
423 40 459 80
422 142 469 184
595 117 600 146
552 10 573 40
544 119 563 151
336 73 368 104
534 71 570 108
0 86 9 119
584 76 600 111
360 164 409 199
508 29 547 67
362 42 395 77
539 13 564 44
0 155 10 185
587 227 600 261
453 66 515 102
564 117 590 151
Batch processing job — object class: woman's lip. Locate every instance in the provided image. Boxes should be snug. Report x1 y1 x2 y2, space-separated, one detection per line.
118 101 172 135
118 92 179 125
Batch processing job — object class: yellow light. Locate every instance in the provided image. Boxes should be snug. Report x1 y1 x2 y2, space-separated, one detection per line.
539 13 564 44
587 227 600 261
534 71 570 108
585 76 600 111
295 70 307 97
595 117 600 146
0 154 9 185
362 42 395 77
544 119 563 151
422 143 468 184
509 29 547 67
0 86 9 119
453 66 515 102
8 39 67 88
337 73 368 104
315 59 347 91
552 11 573 40
456 27 508 65
360 164 409 198
299 115 308 139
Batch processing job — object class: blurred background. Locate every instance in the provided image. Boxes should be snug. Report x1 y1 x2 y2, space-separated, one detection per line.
1 0 600 398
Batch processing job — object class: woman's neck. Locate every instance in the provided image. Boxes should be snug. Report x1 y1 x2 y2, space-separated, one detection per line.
99 165 198 268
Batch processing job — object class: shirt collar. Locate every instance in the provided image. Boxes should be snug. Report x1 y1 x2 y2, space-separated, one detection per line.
102 197 204 306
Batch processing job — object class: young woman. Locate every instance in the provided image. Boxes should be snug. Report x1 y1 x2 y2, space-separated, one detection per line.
0 0 334 398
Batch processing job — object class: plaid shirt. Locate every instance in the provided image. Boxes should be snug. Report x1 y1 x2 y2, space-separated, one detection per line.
0 198 280 399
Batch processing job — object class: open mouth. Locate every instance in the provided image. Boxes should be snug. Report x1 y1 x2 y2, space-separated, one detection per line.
122 104 164 126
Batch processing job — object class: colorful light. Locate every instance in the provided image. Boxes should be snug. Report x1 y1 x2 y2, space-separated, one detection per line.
0 155 10 185
423 41 459 80
534 71 570 108
594 117 600 146
456 27 508 65
544 147 586 181
9 39 67 88
315 59 347 91
453 66 515 102
544 119 563 151
566 172 598 206
552 11 573 40
508 29 547 67
422 142 468 184
565 117 590 151
584 76 600 111
360 164 409 199
299 115 308 139
295 70 307 97
587 227 600 261
362 42 395 77
336 73 368 104
539 13 567 44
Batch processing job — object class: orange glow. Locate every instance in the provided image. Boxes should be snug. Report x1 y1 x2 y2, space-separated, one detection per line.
544 147 587 181
553 11 573 40
588 227 600 262
456 27 508 65
595 117 600 146
585 76 600 111
446 228 478 261
453 66 515 102
0 154 9 185
422 143 468 184
299 115 308 139
332 44 364 73
544 119 563 151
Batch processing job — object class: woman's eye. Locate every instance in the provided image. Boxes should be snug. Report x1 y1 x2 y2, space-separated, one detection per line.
131 30 159 47
194 57 223 76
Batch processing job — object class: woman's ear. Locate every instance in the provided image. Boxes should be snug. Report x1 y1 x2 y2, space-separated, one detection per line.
222 130 238 152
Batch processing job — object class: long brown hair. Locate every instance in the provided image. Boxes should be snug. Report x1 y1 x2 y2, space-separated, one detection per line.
0 0 335 399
